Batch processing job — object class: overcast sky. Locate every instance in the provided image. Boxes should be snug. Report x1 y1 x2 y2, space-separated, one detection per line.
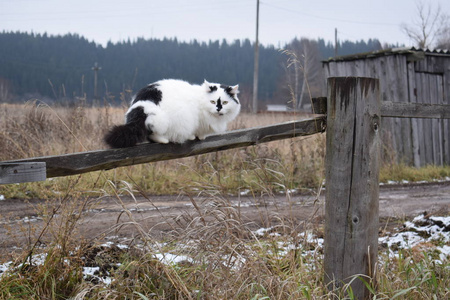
1 0 449 48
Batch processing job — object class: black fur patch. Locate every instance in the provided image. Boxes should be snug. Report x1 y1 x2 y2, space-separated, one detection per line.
104 106 150 148
209 86 218 92
126 106 147 125
132 83 162 105
220 85 239 104
216 97 223 111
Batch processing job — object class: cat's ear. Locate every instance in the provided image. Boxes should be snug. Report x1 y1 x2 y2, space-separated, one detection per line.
203 79 217 92
202 79 211 91
230 84 239 95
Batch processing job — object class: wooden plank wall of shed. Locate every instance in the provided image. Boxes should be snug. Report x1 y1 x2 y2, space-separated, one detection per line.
323 55 413 165
412 55 449 166
323 53 450 167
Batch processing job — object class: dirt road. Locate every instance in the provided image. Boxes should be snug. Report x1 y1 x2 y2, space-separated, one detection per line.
1 182 449 261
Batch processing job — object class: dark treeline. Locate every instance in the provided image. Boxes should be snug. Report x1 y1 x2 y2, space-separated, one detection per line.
0 31 384 108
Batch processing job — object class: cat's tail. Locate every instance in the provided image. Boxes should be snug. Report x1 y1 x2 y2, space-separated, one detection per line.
104 123 147 148
104 123 148 148
104 105 150 148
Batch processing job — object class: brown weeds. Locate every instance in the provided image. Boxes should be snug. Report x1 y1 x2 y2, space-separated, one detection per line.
2 102 446 299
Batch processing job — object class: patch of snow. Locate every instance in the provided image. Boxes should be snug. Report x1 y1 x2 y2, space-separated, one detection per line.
235 201 252 207
437 245 450 263
254 214 449 265
254 227 272 236
240 189 251 196
154 253 192 265
83 267 112 285
382 177 450 185
116 244 129 250
29 253 47 266
22 216 40 223
0 261 12 276
0 214 447 283
380 214 450 262
101 241 129 249
83 266 99 276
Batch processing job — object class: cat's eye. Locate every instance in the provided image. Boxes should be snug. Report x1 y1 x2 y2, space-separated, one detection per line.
210 100 216 104
223 101 228 105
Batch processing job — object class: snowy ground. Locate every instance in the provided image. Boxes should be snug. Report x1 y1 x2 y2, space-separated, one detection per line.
0 213 448 284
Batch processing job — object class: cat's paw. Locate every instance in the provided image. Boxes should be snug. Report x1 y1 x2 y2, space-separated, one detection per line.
197 135 207 140
188 135 196 141
149 134 169 144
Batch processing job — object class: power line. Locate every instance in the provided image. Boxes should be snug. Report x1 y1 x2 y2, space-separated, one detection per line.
261 2 400 27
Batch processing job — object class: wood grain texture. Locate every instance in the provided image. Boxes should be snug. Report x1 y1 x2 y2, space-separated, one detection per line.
3 117 326 179
381 101 450 119
0 162 46 184
324 52 450 167
324 77 380 299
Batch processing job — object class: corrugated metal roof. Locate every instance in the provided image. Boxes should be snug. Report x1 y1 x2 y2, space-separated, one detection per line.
324 47 450 62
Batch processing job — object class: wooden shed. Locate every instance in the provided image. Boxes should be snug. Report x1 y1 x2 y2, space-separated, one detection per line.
323 47 450 167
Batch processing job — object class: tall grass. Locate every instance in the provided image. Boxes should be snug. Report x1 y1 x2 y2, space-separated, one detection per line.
0 101 326 198
1 183 447 299
0 101 449 299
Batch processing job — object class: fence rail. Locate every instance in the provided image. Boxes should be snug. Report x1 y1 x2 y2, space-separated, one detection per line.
2 99 450 183
0 162 46 184
1 116 326 180
381 101 450 119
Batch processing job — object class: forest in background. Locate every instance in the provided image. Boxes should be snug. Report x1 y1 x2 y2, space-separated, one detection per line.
0 31 385 110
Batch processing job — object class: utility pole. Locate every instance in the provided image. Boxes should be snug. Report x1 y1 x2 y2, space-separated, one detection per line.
252 0 260 114
335 28 338 57
92 62 101 100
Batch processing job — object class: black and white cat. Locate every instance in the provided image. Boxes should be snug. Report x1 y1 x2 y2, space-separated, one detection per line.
104 79 240 148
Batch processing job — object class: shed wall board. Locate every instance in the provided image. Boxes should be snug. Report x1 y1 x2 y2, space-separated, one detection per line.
324 51 450 166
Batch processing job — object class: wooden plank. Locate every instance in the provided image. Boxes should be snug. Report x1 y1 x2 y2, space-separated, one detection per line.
442 73 450 164
421 73 433 165
442 59 450 165
390 55 413 164
311 97 327 114
2 117 326 179
381 101 450 119
431 75 444 165
324 77 380 299
408 61 421 167
0 162 46 184
416 73 427 166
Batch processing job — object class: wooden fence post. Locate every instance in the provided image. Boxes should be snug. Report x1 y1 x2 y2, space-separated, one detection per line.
324 77 381 299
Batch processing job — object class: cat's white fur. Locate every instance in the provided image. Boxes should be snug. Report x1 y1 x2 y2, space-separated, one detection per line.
127 79 240 144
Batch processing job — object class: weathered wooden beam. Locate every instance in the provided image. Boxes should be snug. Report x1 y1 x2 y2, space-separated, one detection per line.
381 101 450 119
324 77 380 299
3 117 326 179
312 97 327 114
0 162 46 184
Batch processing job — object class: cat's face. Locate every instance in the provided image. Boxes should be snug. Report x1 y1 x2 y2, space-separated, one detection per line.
203 80 240 118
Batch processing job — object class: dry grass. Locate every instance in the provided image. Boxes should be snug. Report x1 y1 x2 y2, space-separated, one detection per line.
0 186 448 299
0 101 326 198
0 101 449 299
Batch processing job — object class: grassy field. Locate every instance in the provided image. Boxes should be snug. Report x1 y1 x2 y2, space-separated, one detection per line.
0 102 449 299
0 102 327 198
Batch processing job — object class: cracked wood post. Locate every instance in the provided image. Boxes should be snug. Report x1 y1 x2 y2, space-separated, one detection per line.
324 77 381 299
